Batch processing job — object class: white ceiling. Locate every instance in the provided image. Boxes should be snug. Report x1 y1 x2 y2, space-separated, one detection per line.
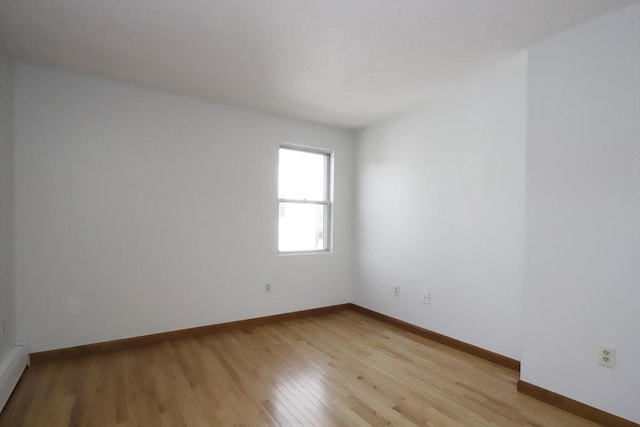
0 0 634 129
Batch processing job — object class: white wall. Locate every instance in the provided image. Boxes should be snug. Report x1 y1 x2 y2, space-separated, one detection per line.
14 62 354 352
0 45 15 359
354 54 527 359
522 3 640 423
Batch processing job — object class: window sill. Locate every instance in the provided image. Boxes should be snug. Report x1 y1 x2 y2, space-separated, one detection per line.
278 250 332 256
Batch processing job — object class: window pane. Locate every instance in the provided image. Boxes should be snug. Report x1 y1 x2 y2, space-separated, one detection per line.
279 148 327 201
278 202 325 252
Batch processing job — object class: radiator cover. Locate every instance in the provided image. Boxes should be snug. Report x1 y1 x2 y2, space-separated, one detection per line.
0 343 29 412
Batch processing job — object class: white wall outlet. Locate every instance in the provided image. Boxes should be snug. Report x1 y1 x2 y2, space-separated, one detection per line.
422 290 430 304
66 300 80 316
264 283 272 294
598 345 616 368
393 284 400 296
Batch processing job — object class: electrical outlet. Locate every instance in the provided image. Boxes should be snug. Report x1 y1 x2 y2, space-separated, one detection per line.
264 283 272 294
422 290 430 304
598 345 616 369
66 300 80 316
393 284 400 296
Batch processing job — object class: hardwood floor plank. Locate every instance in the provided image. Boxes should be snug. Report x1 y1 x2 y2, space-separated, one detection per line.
1 311 607 427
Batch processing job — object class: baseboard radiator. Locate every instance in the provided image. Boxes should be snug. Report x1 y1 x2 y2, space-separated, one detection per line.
0 343 30 412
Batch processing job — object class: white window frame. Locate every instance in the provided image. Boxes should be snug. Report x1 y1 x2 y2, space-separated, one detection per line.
278 144 333 255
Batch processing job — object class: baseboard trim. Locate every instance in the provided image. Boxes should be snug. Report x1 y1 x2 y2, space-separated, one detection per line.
348 303 520 372
517 380 639 427
30 304 351 364
31 302 521 373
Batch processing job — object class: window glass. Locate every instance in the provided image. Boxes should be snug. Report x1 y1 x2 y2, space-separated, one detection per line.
278 148 326 201
278 203 325 252
278 146 331 253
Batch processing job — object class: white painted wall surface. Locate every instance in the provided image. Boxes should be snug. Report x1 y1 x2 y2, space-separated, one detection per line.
354 54 527 359
14 62 354 352
522 3 640 423
0 45 15 361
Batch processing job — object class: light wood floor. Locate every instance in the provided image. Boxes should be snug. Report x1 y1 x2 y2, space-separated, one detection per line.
1 310 601 426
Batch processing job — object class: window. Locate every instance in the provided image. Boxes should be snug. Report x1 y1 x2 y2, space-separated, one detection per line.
278 145 332 253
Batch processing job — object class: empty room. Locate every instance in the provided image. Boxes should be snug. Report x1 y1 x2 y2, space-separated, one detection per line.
0 0 638 426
